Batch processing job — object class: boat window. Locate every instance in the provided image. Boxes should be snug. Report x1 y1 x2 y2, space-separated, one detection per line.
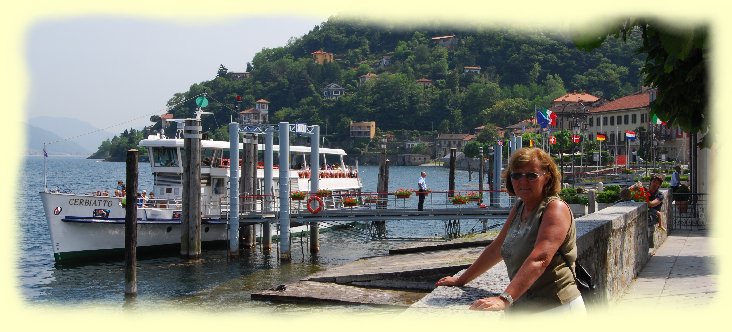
153 147 180 167
212 178 225 195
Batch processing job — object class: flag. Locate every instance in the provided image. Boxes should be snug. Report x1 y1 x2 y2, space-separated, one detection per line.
548 110 557 126
549 135 557 145
651 114 666 125
43 146 48 158
536 109 556 128
529 139 534 147
536 110 549 128
571 135 581 143
596 133 607 141
625 130 636 140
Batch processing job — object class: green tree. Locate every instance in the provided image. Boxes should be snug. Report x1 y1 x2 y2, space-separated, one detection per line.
217 64 228 78
463 141 482 158
476 124 501 143
480 98 533 127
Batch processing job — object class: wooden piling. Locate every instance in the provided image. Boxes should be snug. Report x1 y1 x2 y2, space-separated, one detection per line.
181 119 202 259
241 134 257 249
448 148 456 197
124 149 138 297
374 151 389 237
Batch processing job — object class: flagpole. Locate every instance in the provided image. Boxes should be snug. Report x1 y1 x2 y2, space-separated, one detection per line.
613 126 620 168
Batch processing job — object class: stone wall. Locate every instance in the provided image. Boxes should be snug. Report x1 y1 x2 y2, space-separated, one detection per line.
408 191 670 313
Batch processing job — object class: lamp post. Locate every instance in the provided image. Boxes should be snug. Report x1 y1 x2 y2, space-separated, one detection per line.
563 100 588 188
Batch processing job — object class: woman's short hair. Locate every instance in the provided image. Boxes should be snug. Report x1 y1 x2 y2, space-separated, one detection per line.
503 147 561 197
651 174 664 184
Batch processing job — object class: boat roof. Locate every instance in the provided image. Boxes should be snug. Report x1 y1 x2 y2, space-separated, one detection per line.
139 136 347 156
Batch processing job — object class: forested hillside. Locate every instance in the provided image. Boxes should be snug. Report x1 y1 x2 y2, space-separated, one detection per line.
97 17 646 160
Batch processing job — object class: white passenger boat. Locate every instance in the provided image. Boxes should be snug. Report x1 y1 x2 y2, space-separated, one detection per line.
40 134 362 263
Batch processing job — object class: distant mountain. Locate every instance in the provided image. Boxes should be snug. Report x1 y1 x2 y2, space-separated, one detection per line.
29 116 116 153
26 125 91 156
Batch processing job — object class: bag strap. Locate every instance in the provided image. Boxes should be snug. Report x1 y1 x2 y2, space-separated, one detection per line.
538 197 579 278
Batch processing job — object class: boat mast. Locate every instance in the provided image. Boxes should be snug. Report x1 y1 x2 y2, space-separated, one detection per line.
43 142 47 192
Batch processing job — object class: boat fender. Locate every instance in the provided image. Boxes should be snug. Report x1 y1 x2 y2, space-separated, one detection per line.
307 195 324 214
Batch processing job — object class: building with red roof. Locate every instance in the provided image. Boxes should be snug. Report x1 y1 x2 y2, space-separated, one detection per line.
587 88 688 163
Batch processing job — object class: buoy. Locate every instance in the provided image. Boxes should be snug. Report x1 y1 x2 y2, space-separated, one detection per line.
307 195 324 214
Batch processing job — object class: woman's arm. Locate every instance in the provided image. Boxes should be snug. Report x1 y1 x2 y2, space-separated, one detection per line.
435 203 518 287
468 200 571 311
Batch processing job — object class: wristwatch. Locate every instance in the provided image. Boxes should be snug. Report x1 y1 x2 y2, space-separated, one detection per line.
498 292 514 306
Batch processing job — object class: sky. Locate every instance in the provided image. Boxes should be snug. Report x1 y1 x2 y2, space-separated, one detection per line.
25 16 325 131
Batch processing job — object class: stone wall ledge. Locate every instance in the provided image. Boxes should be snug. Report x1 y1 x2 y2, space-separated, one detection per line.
407 192 670 314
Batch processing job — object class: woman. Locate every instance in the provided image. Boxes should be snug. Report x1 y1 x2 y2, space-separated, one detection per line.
436 147 584 313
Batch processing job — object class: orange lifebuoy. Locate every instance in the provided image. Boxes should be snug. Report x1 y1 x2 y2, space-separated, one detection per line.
307 195 324 214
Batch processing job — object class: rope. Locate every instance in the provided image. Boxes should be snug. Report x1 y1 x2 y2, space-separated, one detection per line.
43 92 207 147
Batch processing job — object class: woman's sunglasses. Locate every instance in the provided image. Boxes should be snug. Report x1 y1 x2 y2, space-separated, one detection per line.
510 172 544 181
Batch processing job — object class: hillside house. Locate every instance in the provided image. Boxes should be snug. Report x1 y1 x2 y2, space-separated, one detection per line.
312 50 334 64
239 99 269 125
435 133 474 158
323 83 346 100
431 35 457 48
350 121 376 139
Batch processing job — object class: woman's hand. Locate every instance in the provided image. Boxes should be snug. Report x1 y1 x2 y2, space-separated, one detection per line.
435 276 462 287
469 296 508 311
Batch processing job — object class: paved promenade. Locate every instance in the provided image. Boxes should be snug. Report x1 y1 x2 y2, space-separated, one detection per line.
612 228 718 308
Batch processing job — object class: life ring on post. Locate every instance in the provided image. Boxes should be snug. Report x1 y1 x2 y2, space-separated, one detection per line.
306 195 324 214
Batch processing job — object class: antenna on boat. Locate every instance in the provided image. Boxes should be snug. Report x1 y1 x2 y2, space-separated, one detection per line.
43 142 48 192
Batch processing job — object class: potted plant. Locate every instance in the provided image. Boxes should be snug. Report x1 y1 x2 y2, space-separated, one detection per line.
315 189 332 198
394 188 412 199
290 191 307 201
364 195 379 204
342 196 358 207
559 188 589 216
466 191 482 202
450 195 469 205
673 183 690 213
629 185 650 203
596 189 620 210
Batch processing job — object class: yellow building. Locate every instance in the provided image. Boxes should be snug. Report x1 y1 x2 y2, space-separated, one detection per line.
350 121 376 139
312 50 334 64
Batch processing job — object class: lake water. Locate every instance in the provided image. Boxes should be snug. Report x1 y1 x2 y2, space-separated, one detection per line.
16 155 505 312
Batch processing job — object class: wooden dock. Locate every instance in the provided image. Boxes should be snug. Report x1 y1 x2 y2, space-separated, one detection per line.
251 235 494 307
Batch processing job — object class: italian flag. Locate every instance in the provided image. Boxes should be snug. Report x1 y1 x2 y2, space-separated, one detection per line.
651 114 666 125
541 109 557 126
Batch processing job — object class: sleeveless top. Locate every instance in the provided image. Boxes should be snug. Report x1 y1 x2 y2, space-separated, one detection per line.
500 195 581 311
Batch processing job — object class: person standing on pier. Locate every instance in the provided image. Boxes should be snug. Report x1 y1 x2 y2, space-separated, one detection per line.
417 171 428 211
436 147 585 314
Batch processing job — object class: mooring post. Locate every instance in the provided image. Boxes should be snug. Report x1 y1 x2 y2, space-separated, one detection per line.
309 125 320 254
124 149 138 297
478 147 484 203
278 122 291 261
241 134 256 249
228 123 240 256
492 143 503 207
449 148 456 197
181 119 202 259
373 150 389 236
262 128 274 252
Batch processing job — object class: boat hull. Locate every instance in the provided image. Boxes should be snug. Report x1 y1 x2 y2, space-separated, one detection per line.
40 192 228 263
